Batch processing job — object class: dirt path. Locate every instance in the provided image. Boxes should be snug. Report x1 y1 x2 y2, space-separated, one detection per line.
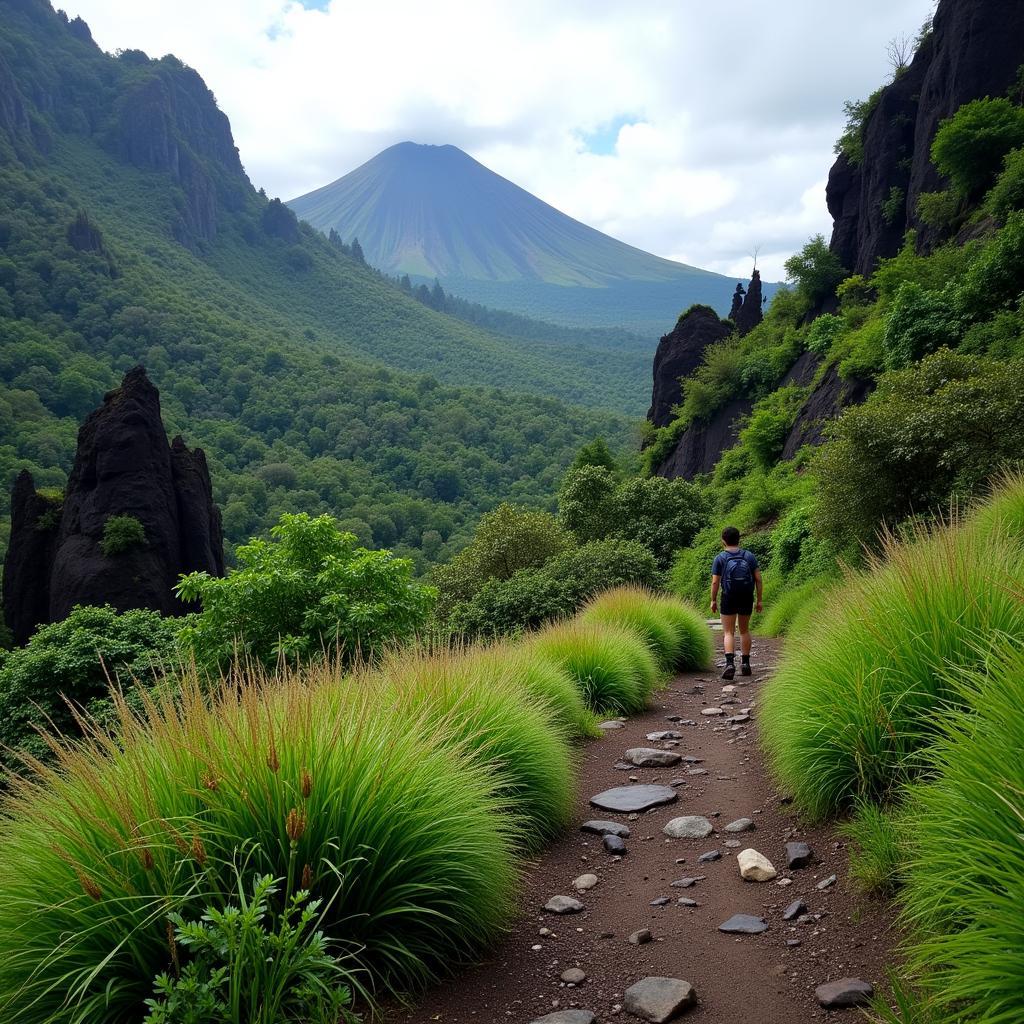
391 636 896 1023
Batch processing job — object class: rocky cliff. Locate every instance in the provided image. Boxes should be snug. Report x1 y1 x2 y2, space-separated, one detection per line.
827 0 1024 275
2 367 224 644
734 269 764 336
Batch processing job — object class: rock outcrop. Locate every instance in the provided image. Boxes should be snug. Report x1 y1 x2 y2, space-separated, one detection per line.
654 396 753 481
734 269 763 336
728 283 745 321
781 357 874 460
827 0 1024 275
2 367 224 644
647 305 732 429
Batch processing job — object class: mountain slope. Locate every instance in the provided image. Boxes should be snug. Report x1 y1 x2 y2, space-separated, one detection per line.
289 142 746 335
0 0 632 571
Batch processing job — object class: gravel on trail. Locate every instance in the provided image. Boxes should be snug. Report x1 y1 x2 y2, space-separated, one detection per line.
390 638 896 1024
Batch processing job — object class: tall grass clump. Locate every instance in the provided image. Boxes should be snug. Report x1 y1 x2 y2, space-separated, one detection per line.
530 620 658 714
896 651 1024 1022
837 800 907 895
577 586 680 669
967 470 1024 546
648 592 713 670
0 669 518 1022
460 640 599 738
760 521 1024 818
369 646 576 841
757 576 831 637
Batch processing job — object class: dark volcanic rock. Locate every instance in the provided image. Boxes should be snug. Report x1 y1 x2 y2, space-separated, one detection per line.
815 978 874 1009
655 396 753 480
2 367 224 640
728 283 745 321
828 0 1024 275
718 913 768 935
647 306 732 429
590 784 678 813
785 841 813 869
734 269 763 336
781 363 874 460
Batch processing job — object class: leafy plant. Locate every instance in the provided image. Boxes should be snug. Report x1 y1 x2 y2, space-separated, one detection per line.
100 514 146 556
915 190 960 230
985 147 1024 221
882 281 960 369
931 97 1024 199
144 873 357 1024
177 512 435 669
881 186 906 226
805 313 846 356
784 234 848 305
834 89 883 165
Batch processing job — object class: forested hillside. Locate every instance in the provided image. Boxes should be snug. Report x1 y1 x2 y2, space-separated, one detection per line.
0 0 637 570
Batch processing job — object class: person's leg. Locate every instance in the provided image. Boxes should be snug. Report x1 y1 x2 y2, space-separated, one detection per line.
738 614 752 675
721 613 737 679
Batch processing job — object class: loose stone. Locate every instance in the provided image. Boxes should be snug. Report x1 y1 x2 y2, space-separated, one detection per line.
723 817 755 833
697 850 721 863
815 978 874 1008
786 939 802 948
561 967 587 985
817 874 837 890
625 747 683 768
785 841 813 869
677 897 699 907
671 876 702 888
623 976 697 1022
738 849 778 882
573 873 599 891
545 895 584 915
590 785 678 814
529 1012 596 1024
782 899 807 921
700 707 724 716
580 820 631 838
598 721 625 730
646 730 683 741
663 815 714 839
687 768 708 776
723 839 741 848
650 896 670 907
603 835 627 855
718 913 769 934
629 928 653 945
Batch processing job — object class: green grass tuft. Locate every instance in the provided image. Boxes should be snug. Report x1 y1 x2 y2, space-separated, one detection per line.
838 800 906 894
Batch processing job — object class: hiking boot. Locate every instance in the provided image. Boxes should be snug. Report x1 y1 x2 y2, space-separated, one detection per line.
741 663 752 677
722 663 736 680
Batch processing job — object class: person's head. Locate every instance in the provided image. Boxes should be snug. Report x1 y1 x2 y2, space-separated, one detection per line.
721 525 741 547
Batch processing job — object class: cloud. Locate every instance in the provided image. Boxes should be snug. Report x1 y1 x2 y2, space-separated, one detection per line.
62 0 935 279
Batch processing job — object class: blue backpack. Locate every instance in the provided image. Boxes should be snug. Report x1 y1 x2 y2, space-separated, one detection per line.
722 550 754 596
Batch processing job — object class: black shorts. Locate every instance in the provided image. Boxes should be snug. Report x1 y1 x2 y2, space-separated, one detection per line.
720 589 754 616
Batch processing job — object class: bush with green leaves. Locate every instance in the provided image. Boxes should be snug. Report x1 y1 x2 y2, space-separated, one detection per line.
882 282 961 369
144 873 357 1024
0 604 179 772
881 185 906 226
737 387 804 469
100 514 147 557
915 190 960 231
812 350 1024 550
834 90 883 165
984 146 1024 221
784 234 847 305
954 209 1024 320
177 512 435 669
805 313 846 356
931 97 1024 199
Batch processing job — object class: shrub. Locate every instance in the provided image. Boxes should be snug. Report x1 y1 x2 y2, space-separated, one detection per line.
756 577 825 637
530 621 659 714
931 97 1024 199
882 282 960 369
834 90 883 165
838 801 906 894
100 513 146 556
642 593 713 671
836 274 873 309
557 465 617 543
784 234 847 305
0 669 518 1019
738 387 803 468
176 513 435 670
915 190 960 231
897 651 1024 1021
0 604 179 772
805 313 846 356
881 186 906 226
761 521 1024 818
984 146 1024 221
371 647 575 841
955 209 1024 320
578 587 678 670
144 872 357 1024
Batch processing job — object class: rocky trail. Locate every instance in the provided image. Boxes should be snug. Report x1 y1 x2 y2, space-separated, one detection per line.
392 635 896 1024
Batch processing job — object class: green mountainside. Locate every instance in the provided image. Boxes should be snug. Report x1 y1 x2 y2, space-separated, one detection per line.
0 0 635 570
288 141 748 335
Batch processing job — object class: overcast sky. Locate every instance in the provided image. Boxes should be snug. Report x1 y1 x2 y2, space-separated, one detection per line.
63 0 934 280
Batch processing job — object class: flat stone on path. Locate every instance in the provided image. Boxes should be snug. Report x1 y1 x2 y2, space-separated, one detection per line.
604 834 627 855
573 873 598 891
663 815 714 839
700 707 724 716
545 895 584 914
783 899 807 921
581 820 631 838
529 1012 596 1024
625 747 683 768
817 873 837 890
561 967 587 985
786 841 813 869
598 720 625 730
591 785 678 814
629 928 653 945
723 817 755 833
718 913 769 934
646 730 683 741
738 849 778 882
624 976 697 1022
815 978 874 1008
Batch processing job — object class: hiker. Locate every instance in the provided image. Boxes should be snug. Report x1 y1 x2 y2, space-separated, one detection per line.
710 526 763 680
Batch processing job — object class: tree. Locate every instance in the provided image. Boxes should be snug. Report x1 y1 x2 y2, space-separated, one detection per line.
176 513 435 669
568 436 619 476
932 98 1024 199
558 465 617 543
430 279 446 311
784 235 847 305
886 34 913 78
350 237 365 263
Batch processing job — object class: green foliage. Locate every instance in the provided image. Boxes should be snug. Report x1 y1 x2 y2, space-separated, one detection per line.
985 147 1024 221
530 621 659 715
834 90 883 165
432 503 571 616
556 465 618 543
812 351 1024 550
445 539 660 639
881 186 906 226
738 387 804 468
756 575 831 637
836 317 886 379
838 802 906 894
761 518 1024 818
0 670 519 1018
882 282 961 369
835 274 873 310
677 337 745 422
177 513 434 669
915 190 960 231
568 436 620 476
931 97 1024 199
955 209 1024 319
805 313 845 356
144 873 356 1024
0 604 179 772
871 231 979 302
785 234 847 305
100 513 146 557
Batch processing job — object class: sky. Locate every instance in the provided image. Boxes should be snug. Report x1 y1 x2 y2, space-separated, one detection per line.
63 0 935 280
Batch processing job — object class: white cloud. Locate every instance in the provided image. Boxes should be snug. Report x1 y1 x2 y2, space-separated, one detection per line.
62 0 935 280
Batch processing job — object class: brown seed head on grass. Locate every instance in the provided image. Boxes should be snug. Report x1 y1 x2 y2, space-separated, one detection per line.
76 869 102 902
190 834 207 867
286 806 307 844
301 862 313 889
301 768 313 799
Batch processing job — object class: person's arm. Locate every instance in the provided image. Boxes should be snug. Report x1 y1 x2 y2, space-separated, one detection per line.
711 574 721 613
754 569 763 613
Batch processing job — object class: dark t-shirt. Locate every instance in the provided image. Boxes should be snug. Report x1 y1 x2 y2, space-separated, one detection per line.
712 548 759 580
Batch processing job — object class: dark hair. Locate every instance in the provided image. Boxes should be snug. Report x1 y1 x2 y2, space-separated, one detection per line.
722 525 741 546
